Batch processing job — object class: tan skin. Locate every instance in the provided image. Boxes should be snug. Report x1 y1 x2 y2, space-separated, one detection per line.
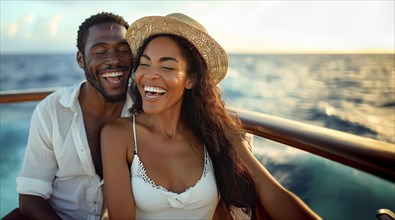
19 22 132 220
102 36 321 219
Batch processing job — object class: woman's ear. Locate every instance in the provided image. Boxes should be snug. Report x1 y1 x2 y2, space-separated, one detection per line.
76 51 85 68
185 81 193 90
186 74 197 90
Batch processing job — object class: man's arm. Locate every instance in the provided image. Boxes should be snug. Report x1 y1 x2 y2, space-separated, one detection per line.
17 102 60 219
19 194 61 220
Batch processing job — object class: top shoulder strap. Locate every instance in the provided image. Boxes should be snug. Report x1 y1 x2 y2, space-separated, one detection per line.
132 114 138 154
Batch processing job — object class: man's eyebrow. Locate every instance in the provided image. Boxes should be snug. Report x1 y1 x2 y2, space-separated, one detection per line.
89 40 129 49
118 40 130 45
89 42 107 49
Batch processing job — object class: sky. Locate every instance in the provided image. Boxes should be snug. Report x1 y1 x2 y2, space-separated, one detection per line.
0 0 394 54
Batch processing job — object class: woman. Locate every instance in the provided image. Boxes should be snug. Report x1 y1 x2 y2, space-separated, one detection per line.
101 13 321 220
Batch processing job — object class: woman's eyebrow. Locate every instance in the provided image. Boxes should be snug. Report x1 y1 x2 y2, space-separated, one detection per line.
141 54 151 61
159 57 178 63
141 54 178 63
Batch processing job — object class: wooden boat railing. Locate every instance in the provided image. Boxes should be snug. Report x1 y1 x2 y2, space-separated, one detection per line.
1 88 394 182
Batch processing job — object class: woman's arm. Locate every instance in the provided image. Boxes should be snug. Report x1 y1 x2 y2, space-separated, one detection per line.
234 135 321 220
101 119 136 220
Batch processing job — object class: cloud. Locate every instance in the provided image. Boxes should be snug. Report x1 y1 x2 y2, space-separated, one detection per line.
5 14 35 38
23 14 34 23
48 14 63 38
1 1 393 54
1 11 71 53
7 22 18 37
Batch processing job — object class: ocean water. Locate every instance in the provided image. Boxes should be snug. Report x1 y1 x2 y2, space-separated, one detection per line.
1 54 394 219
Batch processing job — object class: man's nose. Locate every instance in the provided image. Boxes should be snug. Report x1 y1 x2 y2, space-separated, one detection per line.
106 51 119 66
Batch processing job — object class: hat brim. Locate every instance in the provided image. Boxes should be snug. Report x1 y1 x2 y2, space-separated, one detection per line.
126 16 228 84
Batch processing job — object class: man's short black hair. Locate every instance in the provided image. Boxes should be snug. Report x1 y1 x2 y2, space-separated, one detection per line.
77 12 129 53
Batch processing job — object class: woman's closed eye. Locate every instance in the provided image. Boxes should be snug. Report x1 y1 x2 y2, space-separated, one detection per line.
162 66 175 71
138 63 150 69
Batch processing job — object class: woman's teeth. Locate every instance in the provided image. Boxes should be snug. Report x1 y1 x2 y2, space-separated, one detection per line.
144 86 166 93
144 86 166 98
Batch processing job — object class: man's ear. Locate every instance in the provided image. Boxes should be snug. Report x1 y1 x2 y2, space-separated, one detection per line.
76 51 85 68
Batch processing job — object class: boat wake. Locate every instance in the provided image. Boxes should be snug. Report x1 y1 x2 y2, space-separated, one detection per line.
315 101 394 144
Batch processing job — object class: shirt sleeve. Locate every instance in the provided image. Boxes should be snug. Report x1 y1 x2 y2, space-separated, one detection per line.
16 100 58 199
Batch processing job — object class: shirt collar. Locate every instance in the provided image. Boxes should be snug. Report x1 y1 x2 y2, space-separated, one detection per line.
122 90 133 117
58 81 84 113
59 80 133 115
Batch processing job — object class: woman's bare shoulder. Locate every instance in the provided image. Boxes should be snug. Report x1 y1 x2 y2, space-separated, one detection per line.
101 117 135 160
101 116 133 138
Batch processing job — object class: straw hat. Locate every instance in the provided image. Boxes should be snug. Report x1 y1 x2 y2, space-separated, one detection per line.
126 13 228 84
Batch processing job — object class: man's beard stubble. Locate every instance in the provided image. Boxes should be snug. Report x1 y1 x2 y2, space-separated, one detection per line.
84 68 129 103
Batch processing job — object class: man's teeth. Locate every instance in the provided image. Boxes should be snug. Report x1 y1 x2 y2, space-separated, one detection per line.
102 71 123 78
144 86 166 94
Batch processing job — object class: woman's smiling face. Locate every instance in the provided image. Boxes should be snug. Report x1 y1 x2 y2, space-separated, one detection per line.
134 36 192 114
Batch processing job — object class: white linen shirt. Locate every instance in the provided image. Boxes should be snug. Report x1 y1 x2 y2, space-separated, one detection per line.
16 81 133 220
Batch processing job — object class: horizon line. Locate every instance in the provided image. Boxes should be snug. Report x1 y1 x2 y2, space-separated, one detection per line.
1 50 394 56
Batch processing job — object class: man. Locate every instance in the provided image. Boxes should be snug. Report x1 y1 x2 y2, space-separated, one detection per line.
14 12 133 220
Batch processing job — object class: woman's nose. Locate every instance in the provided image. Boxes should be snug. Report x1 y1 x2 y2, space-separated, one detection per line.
144 67 159 79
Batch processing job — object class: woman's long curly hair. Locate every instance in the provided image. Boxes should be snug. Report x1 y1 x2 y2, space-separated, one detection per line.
130 34 258 215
